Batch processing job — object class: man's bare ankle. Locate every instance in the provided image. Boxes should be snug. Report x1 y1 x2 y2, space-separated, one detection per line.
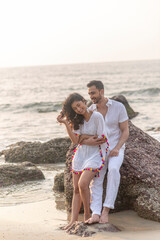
85 214 100 224
93 214 100 218
102 207 110 214
84 214 91 221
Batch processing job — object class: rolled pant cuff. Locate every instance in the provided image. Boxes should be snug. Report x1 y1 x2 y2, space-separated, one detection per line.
92 211 101 216
103 204 114 209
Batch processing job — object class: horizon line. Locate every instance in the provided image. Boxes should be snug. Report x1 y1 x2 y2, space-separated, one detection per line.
0 58 160 69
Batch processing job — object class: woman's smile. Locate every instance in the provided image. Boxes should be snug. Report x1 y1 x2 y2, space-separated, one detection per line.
71 101 86 115
76 107 85 114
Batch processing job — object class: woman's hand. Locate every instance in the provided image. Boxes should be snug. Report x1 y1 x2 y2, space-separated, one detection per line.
57 113 78 144
57 114 68 124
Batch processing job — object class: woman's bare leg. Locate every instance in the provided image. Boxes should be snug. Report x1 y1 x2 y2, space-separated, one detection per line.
78 171 96 222
63 173 82 230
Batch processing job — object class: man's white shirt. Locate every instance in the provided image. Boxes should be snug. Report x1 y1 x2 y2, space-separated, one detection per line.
88 99 128 150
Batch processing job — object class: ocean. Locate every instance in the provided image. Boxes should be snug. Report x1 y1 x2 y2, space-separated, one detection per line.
0 59 160 152
0 59 160 206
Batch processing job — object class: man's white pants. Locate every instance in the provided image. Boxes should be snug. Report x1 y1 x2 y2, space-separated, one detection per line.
90 148 124 215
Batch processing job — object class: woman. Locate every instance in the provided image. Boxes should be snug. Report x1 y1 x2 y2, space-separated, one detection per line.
57 93 109 230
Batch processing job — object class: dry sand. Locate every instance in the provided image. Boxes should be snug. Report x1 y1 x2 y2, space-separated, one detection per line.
0 199 160 240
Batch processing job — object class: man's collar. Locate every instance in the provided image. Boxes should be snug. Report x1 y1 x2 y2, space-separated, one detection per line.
106 98 112 107
90 98 112 110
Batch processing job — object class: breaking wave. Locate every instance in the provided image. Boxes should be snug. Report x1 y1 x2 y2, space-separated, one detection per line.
120 87 160 96
0 102 62 113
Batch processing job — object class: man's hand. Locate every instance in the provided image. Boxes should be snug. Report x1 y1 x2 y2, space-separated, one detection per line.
109 147 119 157
108 120 129 157
81 136 106 146
79 134 92 144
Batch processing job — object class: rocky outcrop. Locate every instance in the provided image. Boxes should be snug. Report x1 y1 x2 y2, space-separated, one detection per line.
0 162 45 187
64 121 160 222
60 221 120 237
53 172 64 192
117 121 160 221
147 126 160 132
1 138 71 164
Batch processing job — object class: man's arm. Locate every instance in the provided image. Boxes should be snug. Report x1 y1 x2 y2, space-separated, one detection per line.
79 135 105 145
79 134 92 144
109 120 129 157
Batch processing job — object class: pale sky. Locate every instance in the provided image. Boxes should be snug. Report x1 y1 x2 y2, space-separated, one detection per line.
0 0 160 67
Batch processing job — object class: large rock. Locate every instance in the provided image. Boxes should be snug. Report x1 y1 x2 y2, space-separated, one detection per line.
1 138 71 164
64 121 160 222
117 121 160 221
0 162 45 187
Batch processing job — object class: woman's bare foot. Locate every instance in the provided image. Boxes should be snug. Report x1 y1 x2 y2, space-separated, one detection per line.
61 221 76 230
99 207 109 224
84 213 91 222
85 214 100 224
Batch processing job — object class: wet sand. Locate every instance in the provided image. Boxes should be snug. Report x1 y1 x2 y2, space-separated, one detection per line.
0 199 160 240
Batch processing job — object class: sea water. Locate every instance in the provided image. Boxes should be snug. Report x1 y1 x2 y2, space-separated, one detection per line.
0 59 159 205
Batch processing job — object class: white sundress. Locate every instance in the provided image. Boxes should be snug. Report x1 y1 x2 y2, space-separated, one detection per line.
71 111 109 176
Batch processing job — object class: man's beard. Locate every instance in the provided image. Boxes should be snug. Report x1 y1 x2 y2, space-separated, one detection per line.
92 94 102 104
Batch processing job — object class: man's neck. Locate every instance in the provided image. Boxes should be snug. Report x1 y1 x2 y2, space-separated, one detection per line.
97 97 108 109
96 97 109 118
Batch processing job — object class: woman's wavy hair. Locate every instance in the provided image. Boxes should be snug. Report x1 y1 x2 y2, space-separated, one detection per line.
61 93 86 130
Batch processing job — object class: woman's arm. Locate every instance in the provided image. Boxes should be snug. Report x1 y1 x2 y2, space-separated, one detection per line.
57 114 79 144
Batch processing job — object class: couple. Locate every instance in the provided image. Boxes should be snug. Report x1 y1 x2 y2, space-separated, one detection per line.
57 80 129 230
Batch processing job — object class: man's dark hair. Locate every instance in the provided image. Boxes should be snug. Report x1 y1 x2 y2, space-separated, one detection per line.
87 80 104 90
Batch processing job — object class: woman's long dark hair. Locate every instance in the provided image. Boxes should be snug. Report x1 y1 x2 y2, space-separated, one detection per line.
61 93 86 130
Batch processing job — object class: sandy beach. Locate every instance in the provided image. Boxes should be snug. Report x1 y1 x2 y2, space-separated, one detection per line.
0 198 160 240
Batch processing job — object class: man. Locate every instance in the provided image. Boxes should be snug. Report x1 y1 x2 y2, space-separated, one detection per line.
81 80 129 223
